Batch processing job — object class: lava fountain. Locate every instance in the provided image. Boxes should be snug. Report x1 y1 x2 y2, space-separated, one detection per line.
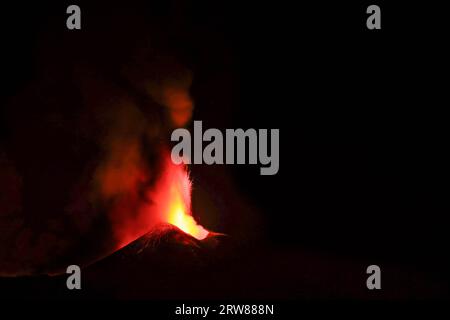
109 150 210 253
163 161 209 240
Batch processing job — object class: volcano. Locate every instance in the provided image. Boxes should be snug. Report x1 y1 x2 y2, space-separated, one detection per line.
82 223 229 299
90 223 225 267
0 222 446 300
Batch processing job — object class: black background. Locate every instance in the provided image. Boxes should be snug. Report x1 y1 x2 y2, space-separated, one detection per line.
1 0 449 304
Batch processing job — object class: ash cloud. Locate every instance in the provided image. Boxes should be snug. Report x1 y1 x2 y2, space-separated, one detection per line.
0 2 194 276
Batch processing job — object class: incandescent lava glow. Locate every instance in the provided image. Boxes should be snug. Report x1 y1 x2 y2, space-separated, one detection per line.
164 161 209 240
110 153 210 250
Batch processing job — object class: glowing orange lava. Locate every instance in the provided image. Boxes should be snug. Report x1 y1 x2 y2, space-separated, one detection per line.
165 164 209 240
109 152 210 250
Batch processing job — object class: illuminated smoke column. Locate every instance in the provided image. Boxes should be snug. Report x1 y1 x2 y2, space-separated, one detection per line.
0 3 213 276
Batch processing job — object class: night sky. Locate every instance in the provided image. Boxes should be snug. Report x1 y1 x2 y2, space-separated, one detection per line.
0 0 449 306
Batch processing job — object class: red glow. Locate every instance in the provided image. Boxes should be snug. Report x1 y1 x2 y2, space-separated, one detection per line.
110 152 209 250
